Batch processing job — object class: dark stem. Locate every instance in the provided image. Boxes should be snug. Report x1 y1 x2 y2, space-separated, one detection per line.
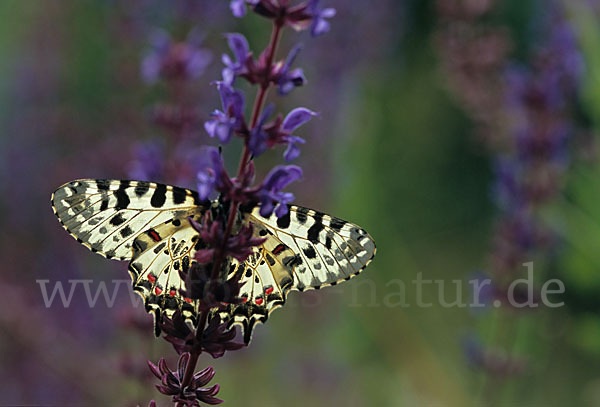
209 20 284 284
179 21 285 394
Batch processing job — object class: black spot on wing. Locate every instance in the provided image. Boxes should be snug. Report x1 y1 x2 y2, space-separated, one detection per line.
283 254 303 268
133 239 148 253
110 213 126 226
100 197 109 211
172 186 187 205
307 212 324 243
96 179 110 191
153 242 166 254
265 253 276 266
303 246 317 259
114 181 131 210
276 211 291 229
329 218 346 232
151 184 167 208
295 207 309 224
120 225 133 238
190 190 201 205
135 181 150 196
325 236 332 250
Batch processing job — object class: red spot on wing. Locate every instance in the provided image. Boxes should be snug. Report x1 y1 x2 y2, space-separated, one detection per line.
184 297 193 303
169 289 176 297
155 286 163 295
148 229 161 242
242 297 248 303
265 287 274 295
148 274 156 283
272 244 286 255
255 297 263 305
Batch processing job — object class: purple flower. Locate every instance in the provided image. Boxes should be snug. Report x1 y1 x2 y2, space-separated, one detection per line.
308 0 336 37
157 311 245 357
230 0 247 17
230 0 258 18
141 29 212 83
187 215 266 265
248 107 317 161
148 354 223 405
272 45 307 95
196 147 231 200
281 108 317 160
199 314 246 358
248 104 275 157
221 34 250 84
255 165 303 218
204 82 246 143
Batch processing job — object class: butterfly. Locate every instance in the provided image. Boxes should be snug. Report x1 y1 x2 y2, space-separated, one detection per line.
51 179 376 343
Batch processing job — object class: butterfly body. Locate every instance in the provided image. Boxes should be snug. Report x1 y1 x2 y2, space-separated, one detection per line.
51 179 376 343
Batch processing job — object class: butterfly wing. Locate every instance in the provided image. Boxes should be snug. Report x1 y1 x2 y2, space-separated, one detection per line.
216 205 376 343
128 218 203 330
249 205 376 291
52 180 376 343
51 179 205 260
52 179 209 330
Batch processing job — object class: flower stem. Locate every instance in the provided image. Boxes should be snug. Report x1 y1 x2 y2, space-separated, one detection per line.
209 20 285 284
183 21 286 392
180 350 200 392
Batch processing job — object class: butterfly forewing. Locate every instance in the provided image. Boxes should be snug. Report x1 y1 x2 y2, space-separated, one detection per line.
247 205 376 291
51 179 204 260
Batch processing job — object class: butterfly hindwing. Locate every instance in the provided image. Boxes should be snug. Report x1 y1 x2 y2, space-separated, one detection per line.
129 217 202 326
51 179 204 260
214 206 376 344
215 223 296 343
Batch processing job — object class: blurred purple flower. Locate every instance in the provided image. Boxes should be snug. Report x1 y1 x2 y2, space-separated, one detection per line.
272 45 307 95
230 0 259 18
141 29 212 83
204 82 246 143
222 34 251 84
247 0 336 33
128 140 165 181
230 0 246 17
308 0 336 37
462 334 526 377
148 354 223 405
195 147 230 201
254 165 303 218
281 107 317 160
248 104 275 157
